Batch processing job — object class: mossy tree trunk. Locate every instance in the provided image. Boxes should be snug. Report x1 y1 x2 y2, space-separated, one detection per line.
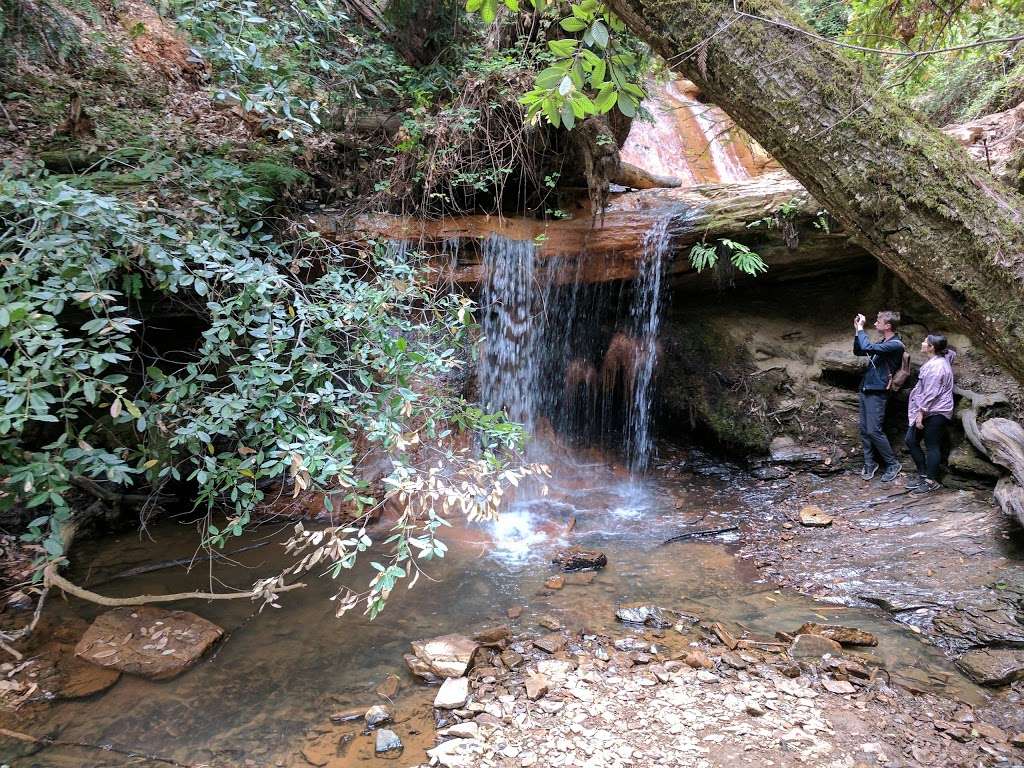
608 0 1024 381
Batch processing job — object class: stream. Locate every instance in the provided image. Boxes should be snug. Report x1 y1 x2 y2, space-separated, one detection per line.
9 443 988 767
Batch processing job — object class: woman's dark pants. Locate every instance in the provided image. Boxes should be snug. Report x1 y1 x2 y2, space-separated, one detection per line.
905 415 949 481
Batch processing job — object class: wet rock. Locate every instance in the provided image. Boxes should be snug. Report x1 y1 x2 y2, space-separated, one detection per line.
615 603 680 628
798 505 833 527
537 615 562 631
933 605 1024 648
789 633 842 658
329 708 363 723
365 704 392 727
472 625 511 646
533 634 566 654
544 575 565 590
409 634 478 679
74 606 223 681
795 622 878 647
751 465 791 481
374 728 402 754
375 673 401 699
564 571 596 585
434 676 470 709
770 436 827 465
551 547 607 571
956 648 1024 686
404 653 440 682
525 673 549 700
506 605 523 619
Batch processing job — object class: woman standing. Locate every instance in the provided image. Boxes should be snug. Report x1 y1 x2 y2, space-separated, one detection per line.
905 334 956 493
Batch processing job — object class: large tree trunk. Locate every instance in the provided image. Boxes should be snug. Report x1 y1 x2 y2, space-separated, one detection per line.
607 0 1024 380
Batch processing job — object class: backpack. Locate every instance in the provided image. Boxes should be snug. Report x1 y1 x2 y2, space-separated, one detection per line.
887 346 912 391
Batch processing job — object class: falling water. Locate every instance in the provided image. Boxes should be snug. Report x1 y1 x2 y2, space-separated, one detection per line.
478 235 540 428
477 213 677 474
624 215 673 471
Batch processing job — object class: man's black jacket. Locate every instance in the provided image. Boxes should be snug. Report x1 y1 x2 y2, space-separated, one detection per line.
854 330 905 392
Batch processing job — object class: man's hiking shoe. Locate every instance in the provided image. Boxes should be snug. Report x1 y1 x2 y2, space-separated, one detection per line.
880 464 902 482
906 475 927 490
912 478 941 494
861 464 878 480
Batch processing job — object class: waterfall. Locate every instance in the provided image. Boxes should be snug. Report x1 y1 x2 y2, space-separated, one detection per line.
478 235 540 429
477 215 676 472
624 215 672 471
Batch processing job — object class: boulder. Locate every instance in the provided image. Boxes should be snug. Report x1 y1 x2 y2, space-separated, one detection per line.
409 634 478 679
552 547 607 571
948 441 1002 479
433 676 470 709
795 622 877 647
814 341 868 378
956 648 1024 686
374 729 403 754
74 606 223 680
789 633 842 658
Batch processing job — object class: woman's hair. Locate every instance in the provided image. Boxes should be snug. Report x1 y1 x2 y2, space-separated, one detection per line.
927 334 949 356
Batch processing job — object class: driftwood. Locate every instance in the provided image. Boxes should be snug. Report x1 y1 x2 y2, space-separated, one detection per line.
979 417 1024 486
662 525 739 544
955 388 1008 459
994 477 1024 528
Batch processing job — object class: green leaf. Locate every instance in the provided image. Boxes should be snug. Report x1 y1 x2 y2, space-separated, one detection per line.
548 39 577 58
616 92 636 117
590 20 609 48
560 101 576 130
560 17 587 31
593 87 617 113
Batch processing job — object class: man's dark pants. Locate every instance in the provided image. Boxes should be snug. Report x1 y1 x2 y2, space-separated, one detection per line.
859 390 897 470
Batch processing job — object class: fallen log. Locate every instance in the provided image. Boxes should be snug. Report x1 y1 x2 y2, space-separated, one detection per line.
994 476 1024 528
979 417 1024 487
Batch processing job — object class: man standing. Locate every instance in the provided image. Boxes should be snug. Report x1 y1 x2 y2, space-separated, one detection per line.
853 311 905 481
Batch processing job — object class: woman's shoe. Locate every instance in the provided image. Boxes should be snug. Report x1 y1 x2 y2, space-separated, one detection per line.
912 479 941 494
905 475 927 490
861 464 878 480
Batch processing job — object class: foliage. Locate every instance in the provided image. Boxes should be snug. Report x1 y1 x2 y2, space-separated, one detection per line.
689 239 768 276
465 0 649 128
0 161 535 609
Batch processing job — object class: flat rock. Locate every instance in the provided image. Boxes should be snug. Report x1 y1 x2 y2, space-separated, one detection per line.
410 634 478 679
799 505 833 527
821 678 857 695
551 547 607 571
404 652 440 682
956 648 1024 686
684 650 714 669
472 625 511 646
770 437 827 465
434 676 470 709
533 633 566 654
796 622 877 647
613 637 649 653
564 571 596 585
438 721 480 739
74 606 222 681
789 633 843 658
544 575 565 590
374 728 402 754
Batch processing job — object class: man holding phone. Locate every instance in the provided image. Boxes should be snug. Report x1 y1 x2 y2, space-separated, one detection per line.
853 311 905 481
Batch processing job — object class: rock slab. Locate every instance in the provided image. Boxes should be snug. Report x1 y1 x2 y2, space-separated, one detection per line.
789 633 843 658
434 676 470 709
796 622 878 647
74 606 223 680
956 648 1024 686
551 547 607 571
408 633 478 679
374 728 402 754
